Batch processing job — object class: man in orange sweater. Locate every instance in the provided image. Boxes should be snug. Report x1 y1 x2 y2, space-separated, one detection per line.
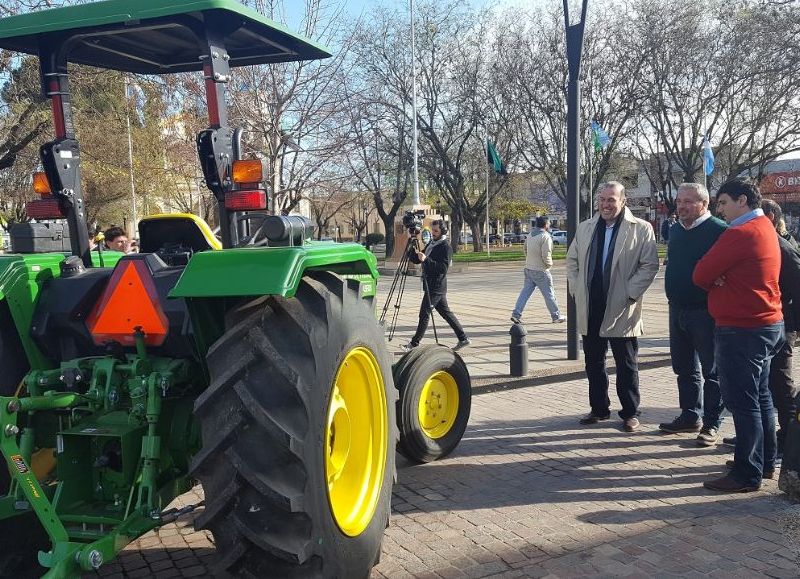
693 178 783 492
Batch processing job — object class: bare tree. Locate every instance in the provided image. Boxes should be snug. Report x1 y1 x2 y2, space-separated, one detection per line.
337 80 412 258
228 0 356 216
343 190 372 243
496 3 644 216
628 0 800 204
307 182 354 241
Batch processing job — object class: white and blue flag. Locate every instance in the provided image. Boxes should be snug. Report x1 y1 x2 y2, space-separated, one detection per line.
703 134 715 176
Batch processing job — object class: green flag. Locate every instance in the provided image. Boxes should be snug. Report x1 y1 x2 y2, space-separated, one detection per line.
590 120 611 153
486 140 508 175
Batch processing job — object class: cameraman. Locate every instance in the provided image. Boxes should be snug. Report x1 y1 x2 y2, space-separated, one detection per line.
402 220 471 352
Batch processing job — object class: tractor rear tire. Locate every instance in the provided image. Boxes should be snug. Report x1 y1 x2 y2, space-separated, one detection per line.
192 272 397 578
0 303 28 397
395 345 471 463
0 305 44 579
1 303 30 496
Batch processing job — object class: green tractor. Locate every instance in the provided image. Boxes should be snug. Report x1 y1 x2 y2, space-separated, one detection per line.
0 1 472 577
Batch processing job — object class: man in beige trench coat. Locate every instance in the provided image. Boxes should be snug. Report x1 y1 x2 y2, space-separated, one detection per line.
566 182 659 432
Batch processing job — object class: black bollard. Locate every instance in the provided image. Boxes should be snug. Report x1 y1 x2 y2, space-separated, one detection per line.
509 323 529 377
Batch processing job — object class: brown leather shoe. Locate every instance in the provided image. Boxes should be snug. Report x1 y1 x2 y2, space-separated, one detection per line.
725 460 775 479
703 475 760 493
623 417 640 432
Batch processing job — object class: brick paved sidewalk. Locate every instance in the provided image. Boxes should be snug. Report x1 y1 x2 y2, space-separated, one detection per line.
97 365 800 578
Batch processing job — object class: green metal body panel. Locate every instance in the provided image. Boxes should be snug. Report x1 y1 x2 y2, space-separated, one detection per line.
0 349 200 578
0 0 331 74
170 242 379 299
0 252 122 370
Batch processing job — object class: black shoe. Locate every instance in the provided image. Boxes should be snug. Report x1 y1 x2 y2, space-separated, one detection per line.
579 412 611 425
658 416 702 434
722 436 736 447
453 338 471 351
704 475 760 493
725 459 775 479
510 316 521 324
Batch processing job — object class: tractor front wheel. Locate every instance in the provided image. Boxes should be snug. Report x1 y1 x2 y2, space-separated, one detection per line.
394 345 471 463
192 272 396 577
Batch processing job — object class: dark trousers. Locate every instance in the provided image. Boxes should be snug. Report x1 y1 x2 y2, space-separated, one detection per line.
716 323 784 486
669 305 723 428
582 292 640 420
769 329 797 446
411 290 467 345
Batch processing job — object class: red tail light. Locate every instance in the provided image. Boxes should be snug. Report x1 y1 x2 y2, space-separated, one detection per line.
225 190 267 211
26 198 65 219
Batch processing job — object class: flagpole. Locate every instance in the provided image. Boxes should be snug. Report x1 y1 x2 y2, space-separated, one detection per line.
410 0 420 207
485 132 490 257
588 141 592 218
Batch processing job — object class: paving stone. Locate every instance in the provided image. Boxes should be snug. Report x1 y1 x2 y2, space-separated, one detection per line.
85 267 799 577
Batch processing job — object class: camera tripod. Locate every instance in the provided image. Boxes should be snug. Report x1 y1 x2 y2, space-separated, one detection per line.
379 234 438 345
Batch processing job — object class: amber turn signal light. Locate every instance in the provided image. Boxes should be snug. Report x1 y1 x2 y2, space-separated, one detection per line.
33 172 51 196
232 159 266 184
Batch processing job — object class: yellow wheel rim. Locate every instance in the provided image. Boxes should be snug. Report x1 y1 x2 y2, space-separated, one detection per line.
326 347 388 537
417 371 459 439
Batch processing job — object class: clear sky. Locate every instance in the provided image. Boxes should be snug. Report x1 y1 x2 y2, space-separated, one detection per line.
284 0 532 27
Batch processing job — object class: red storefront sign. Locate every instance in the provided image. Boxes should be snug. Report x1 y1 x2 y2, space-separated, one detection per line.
760 172 800 202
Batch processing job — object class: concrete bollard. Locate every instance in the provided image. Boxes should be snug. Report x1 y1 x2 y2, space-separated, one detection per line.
509 323 529 377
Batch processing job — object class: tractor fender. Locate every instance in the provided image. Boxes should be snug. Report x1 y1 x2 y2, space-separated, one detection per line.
169 242 379 299
0 254 63 370
0 251 123 370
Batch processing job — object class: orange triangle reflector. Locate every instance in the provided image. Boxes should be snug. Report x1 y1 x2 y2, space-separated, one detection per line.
87 260 169 347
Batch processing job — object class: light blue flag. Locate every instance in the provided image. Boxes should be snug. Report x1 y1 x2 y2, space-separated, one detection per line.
590 120 611 152
703 134 715 176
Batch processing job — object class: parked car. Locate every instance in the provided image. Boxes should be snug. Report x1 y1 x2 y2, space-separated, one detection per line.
552 230 567 245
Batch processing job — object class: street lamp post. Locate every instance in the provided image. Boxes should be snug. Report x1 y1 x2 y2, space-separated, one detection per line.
409 0 421 207
564 0 589 361
124 75 138 239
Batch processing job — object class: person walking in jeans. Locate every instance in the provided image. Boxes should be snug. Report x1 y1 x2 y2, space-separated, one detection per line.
694 178 783 492
659 183 727 446
566 182 659 432
511 216 566 325
761 199 800 456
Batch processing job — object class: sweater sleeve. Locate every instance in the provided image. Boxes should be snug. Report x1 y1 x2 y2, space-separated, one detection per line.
693 228 739 290
407 243 421 264
541 235 553 269
780 239 800 305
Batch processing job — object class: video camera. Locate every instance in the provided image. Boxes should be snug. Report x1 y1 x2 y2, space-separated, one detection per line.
402 209 426 234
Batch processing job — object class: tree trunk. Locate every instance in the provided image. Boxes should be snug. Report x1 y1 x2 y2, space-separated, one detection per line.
381 213 396 260
469 219 483 253
449 212 463 254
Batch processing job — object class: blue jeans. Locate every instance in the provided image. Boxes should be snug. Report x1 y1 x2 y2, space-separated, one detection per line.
512 268 561 320
669 305 723 428
715 323 784 486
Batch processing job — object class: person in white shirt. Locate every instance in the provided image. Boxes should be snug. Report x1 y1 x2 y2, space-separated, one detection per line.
510 216 566 325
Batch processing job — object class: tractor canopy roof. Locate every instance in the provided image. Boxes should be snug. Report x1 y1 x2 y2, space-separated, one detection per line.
0 0 331 74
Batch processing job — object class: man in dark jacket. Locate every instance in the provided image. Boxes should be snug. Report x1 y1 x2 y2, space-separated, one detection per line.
659 183 727 446
761 199 800 455
402 220 470 352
